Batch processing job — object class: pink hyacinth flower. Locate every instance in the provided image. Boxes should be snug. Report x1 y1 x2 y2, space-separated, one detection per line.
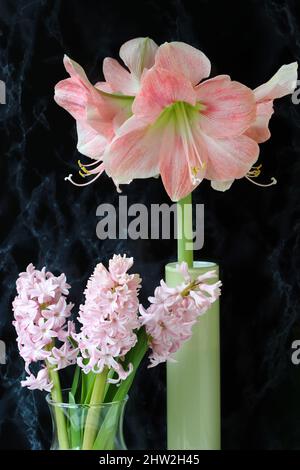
21 368 53 392
75 255 141 383
140 262 221 367
13 264 77 392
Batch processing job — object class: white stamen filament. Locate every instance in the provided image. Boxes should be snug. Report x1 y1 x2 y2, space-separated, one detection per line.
64 171 102 187
246 176 277 187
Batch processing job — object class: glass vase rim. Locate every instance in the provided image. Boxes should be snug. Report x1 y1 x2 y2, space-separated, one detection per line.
46 388 129 409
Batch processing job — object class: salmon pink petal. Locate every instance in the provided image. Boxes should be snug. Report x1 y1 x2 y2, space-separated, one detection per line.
55 56 134 129
196 76 256 138
197 132 260 181
119 37 158 78
55 56 114 125
244 101 274 143
54 77 88 120
104 117 161 184
155 41 211 86
254 62 298 102
210 180 234 191
103 57 139 95
76 122 108 159
159 122 205 201
133 67 196 121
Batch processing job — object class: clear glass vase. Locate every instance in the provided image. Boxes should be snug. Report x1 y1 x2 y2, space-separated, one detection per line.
46 390 127 450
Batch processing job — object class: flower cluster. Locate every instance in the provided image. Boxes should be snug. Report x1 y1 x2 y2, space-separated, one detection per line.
13 257 222 392
139 262 222 367
75 255 141 383
12 264 77 391
55 38 297 200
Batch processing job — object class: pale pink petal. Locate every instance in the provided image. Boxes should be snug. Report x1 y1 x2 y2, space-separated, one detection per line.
103 57 139 95
210 180 234 191
155 41 211 86
159 122 204 201
254 62 298 102
55 56 133 132
95 81 114 93
63 55 90 84
55 57 111 125
104 116 161 184
119 37 158 78
54 77 88 120
198 132 260 181
133 67 196 121
76 121 108 159
244 101 274 143
196 76 256 138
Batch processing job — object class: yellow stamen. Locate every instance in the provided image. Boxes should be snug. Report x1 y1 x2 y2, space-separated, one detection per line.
78 160 90 177
246 163 277 188
247 164 262 178
191 166 199 176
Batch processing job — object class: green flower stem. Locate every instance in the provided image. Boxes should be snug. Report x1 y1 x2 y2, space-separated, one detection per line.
47 365 69 450
177 193 194 267
92 328 148 450
82 368 108 450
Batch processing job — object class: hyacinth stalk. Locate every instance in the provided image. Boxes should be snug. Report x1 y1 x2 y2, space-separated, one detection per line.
47 362 69 450
82 368 108 450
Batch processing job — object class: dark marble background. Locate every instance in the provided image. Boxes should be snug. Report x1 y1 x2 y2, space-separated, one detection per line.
1 0 300 450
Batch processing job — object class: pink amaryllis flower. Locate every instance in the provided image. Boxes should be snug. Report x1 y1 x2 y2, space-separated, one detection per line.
140 262 221 367
103 41 298 200
54 38 158 186
213 62 299 192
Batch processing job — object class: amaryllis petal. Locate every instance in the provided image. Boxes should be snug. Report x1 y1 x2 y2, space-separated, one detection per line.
253 62 298 102
159 121 205 201
55 56 114 127
133 67 197 121
196 76 256 138
104 116 161 184
76 121 108 159
199 132 260 181
103 57 139 95
244 101 274 143
155 41 211 86
244 63 298 143
210 180 234 191
119 37 158 79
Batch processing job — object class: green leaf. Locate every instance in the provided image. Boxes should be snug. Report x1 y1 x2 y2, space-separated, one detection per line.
105 328 148 403
71 365 81 402
68 391 82 449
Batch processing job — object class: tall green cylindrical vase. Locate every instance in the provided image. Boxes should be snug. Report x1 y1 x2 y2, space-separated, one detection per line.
166 261 220 450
